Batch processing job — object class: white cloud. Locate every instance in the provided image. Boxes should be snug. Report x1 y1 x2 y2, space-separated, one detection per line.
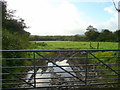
69 0 119 2
99 5 118 31
6 0 118 35
7 0 90 35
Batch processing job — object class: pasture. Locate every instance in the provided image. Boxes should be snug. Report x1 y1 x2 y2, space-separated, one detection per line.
32 41 118 50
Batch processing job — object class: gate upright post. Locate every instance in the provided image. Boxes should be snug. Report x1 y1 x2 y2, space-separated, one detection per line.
33 52 36 88
85 51 88 86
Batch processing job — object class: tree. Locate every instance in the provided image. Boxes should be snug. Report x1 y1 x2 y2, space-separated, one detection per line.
98 29 114 42
2 1 31 88
2 1 30 52
85 25 100 41
114 29 120 42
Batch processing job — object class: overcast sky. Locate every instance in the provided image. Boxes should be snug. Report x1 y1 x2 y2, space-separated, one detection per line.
6 0 119 36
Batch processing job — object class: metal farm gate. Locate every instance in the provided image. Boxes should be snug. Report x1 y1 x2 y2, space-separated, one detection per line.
1 49 120 89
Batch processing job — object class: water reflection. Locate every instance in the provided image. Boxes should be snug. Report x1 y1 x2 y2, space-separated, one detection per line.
26 59 79 87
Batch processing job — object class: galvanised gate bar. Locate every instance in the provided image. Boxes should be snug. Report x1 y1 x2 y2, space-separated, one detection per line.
1 49 120 89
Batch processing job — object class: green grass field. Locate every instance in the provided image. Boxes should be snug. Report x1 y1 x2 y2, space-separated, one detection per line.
32 41 118 50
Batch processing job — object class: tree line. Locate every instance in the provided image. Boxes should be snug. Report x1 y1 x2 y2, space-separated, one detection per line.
30 25 120 42
85 25 120 42
29 35 87 41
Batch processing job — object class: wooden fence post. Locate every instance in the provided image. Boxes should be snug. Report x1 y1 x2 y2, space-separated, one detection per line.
97 42 99 49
